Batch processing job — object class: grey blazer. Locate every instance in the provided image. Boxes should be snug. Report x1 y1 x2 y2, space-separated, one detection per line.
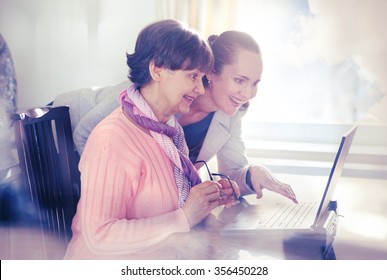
197 109 253 195
53 80 128 154
53 81 253 194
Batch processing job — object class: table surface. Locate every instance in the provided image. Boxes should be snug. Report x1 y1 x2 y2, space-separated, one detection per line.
130 173 387 260
1 174 386 260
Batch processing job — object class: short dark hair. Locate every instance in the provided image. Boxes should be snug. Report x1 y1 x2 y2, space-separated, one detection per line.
126 19 214 88
203 31 261 88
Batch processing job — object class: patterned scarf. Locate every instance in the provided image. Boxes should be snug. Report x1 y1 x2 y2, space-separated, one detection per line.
119 85 201 207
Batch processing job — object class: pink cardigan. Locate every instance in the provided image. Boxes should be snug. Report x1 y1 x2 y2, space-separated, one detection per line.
64 108 190 259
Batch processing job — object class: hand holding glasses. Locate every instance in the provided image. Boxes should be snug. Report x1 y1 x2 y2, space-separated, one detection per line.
194 160 240 207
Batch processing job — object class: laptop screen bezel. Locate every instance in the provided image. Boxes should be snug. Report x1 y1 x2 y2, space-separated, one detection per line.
311 125 358 229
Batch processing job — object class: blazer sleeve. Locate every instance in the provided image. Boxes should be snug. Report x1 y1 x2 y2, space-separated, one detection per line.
72 81 129 155
216 109 254 195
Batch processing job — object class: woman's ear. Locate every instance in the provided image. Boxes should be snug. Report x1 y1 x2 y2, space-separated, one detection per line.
149 60 162 82
205 70 215 83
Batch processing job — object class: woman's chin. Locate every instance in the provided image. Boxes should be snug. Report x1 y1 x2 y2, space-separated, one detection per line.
222 106 240 116
179 105 192 114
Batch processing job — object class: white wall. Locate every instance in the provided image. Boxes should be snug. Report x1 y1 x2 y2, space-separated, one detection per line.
0 0 158 108
1 0 386 124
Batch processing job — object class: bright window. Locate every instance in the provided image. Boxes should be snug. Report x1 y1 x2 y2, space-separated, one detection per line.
234 0 386 124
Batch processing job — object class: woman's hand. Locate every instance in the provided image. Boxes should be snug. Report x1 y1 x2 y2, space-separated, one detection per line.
182 181 222 228
249 165 298 203
217 178 240 207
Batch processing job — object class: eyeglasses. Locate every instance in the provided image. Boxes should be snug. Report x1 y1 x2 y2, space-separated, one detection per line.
194 160 240 205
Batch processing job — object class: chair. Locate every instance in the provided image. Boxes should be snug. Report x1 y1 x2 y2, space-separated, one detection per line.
9 106 80 244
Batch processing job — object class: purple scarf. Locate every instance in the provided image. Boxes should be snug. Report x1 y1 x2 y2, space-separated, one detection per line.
120 85 201 207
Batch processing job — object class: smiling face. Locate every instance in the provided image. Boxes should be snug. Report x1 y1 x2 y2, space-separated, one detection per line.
207 50 263 115
154 68 207 121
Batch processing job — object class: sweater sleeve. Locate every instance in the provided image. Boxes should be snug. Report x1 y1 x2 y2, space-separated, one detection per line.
70 115 190 257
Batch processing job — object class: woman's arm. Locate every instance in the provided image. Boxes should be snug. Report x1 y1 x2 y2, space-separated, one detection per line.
216 109 252 195
70 116 191 257
73 81 129 155
216 109 297 202
78 151 190 256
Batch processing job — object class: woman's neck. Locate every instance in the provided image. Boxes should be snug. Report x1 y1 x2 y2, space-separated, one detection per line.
178 88 219 126
140 84 172 123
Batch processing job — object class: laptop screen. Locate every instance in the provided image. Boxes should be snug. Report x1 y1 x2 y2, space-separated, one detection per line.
312 125 358 227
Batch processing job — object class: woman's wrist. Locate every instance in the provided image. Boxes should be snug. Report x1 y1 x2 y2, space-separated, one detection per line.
245 167 255 192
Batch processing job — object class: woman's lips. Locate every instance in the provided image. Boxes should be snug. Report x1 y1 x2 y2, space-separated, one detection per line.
183 95 195 105
229 96 244 107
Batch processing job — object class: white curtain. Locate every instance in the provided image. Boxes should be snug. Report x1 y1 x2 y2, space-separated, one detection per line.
156 0 239 38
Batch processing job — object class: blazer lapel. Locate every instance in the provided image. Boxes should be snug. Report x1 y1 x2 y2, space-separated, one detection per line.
197 110 230 163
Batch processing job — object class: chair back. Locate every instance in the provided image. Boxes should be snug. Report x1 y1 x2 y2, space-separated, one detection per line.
9 106 80 244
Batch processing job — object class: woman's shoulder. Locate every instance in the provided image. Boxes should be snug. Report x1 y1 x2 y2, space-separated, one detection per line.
91 108 142 139
86 108 154 155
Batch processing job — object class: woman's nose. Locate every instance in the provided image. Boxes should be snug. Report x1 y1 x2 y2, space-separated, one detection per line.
195 80 206 95
241 85 257 100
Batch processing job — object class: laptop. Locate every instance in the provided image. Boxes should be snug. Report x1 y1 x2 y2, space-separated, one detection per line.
219 125 358 236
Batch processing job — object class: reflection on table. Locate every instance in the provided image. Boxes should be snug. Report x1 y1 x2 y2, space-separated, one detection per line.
1 174 386 260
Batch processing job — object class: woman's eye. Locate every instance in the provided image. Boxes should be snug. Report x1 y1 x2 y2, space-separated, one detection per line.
191 74 198 80
235 78 244 84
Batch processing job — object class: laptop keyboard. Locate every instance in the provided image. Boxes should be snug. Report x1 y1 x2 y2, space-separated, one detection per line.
261 202 318 229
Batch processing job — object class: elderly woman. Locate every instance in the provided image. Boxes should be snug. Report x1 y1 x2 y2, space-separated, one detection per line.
63 19 238 259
